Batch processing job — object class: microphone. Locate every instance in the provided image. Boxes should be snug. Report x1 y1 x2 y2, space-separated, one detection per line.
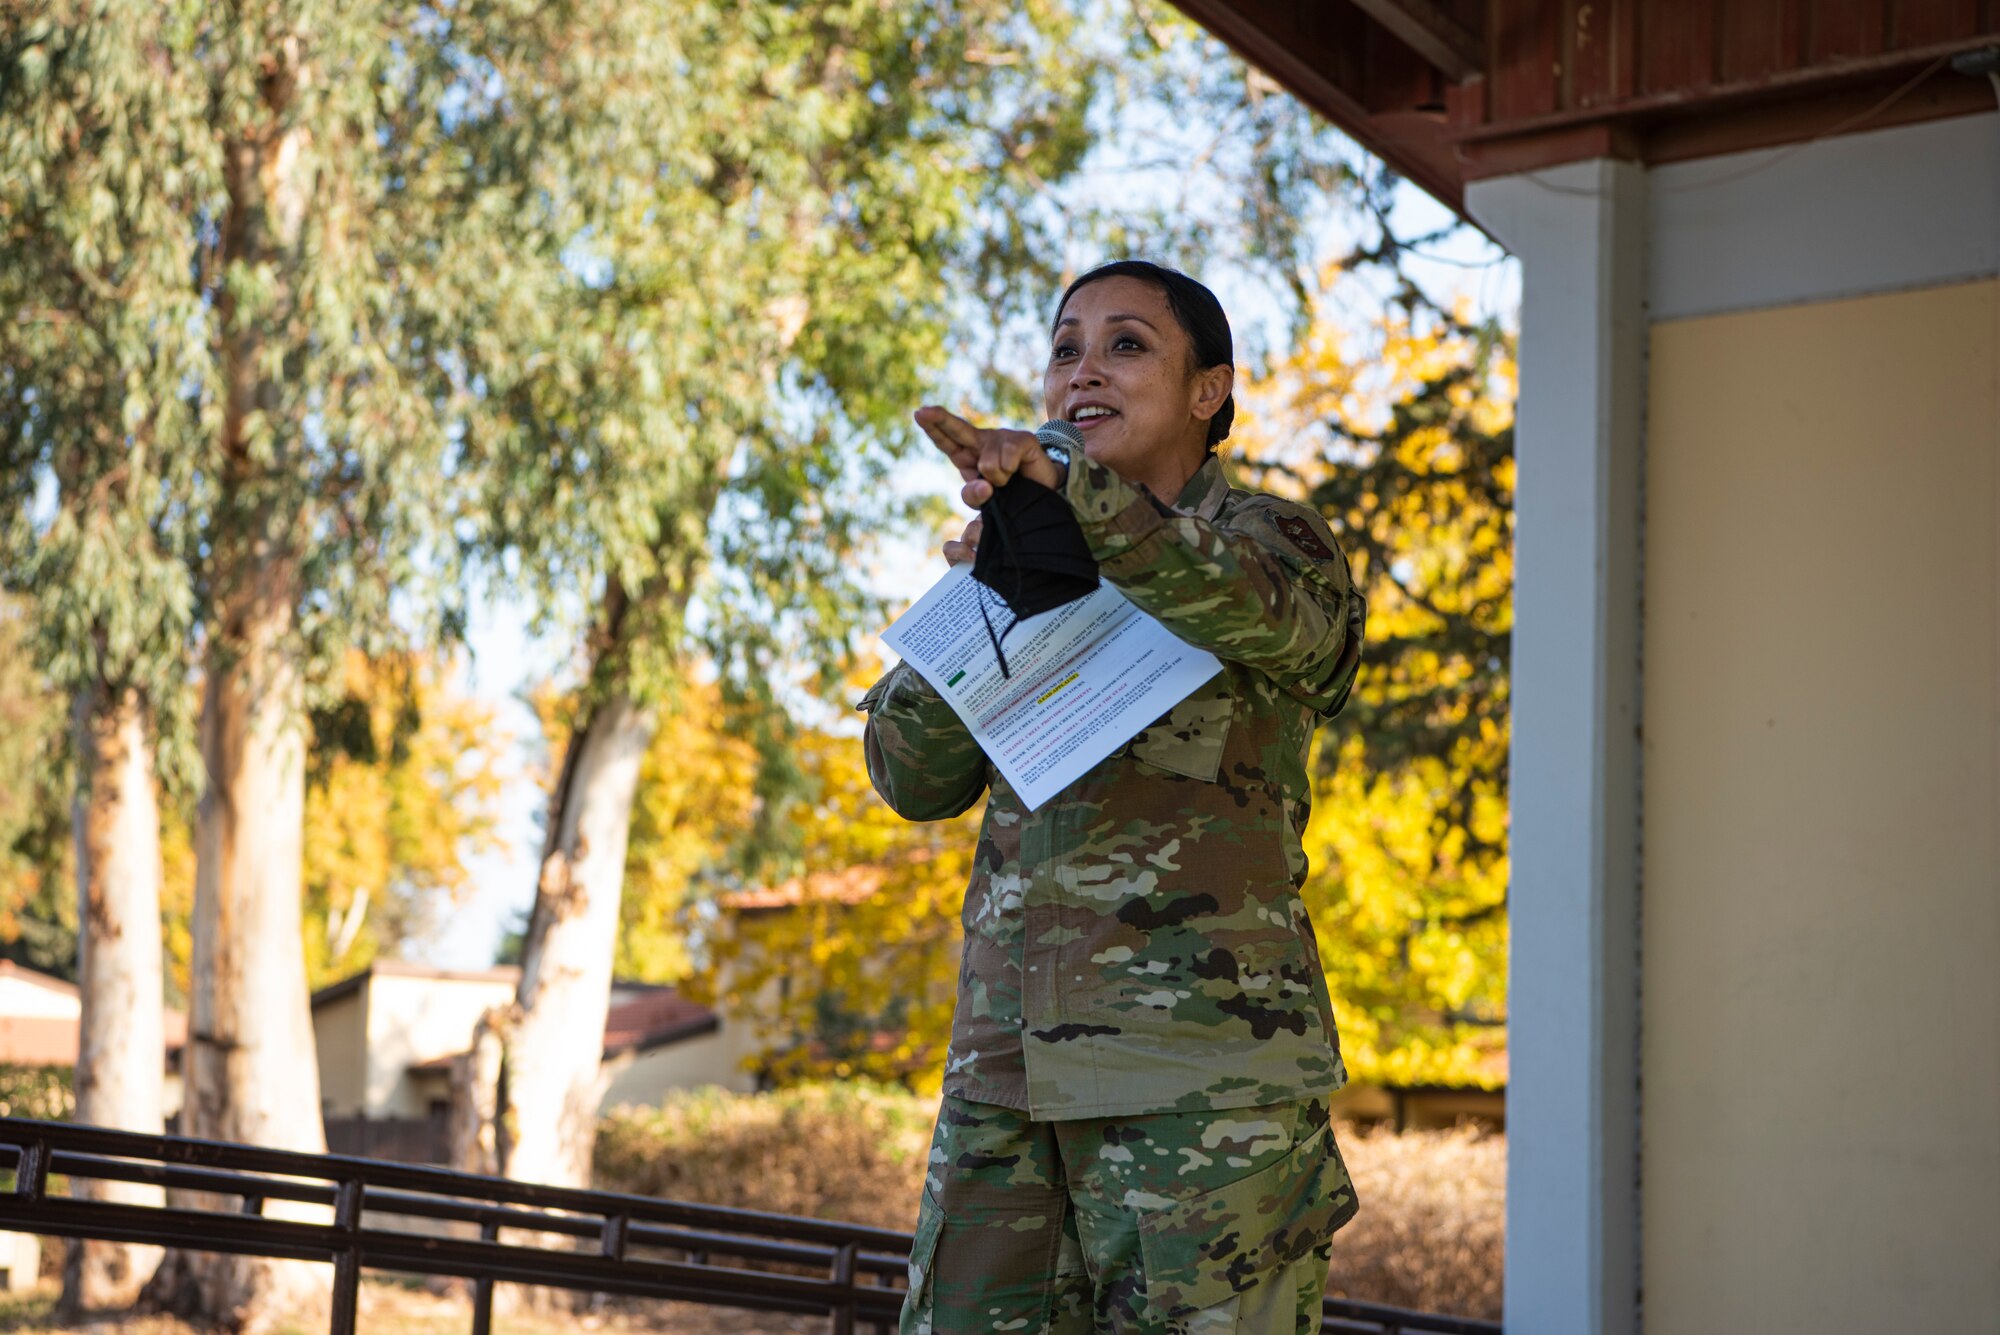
1035 419 1083 469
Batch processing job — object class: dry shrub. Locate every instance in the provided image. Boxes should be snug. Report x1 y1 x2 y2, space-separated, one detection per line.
593 1085 1503 1321
1328 1122 1505 1320
593 1083 933 1233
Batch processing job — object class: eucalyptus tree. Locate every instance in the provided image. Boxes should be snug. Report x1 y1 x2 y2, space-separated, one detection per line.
1 1 544 1324
433 0 1127 1192
0 9 210 1309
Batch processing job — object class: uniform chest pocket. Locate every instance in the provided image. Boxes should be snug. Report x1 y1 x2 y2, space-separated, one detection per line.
1127 677 1233 783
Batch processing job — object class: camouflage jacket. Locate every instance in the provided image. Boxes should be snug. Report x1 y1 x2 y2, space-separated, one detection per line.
859 453 1366 1120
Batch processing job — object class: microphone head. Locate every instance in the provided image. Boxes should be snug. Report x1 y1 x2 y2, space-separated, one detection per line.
1035 419 1084 466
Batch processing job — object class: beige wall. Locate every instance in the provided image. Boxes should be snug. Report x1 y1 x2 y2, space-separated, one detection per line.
0 976 77 1019
364 974 516 1117
1643 277 2000 1330
599 1024 761 1110
311 985 370 1117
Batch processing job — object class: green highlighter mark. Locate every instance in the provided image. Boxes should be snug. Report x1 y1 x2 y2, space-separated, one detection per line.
946 670 966 688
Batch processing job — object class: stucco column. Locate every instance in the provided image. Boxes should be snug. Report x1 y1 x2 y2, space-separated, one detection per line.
1465 158 1647 1335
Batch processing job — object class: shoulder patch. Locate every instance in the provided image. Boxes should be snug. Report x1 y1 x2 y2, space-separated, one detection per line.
1228 493 1352 586
1273 512 1336 562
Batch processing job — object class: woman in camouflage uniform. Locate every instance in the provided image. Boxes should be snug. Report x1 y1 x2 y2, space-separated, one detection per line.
862 262 1366 1335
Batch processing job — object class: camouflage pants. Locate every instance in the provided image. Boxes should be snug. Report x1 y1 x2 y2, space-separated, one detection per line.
900 1095 1357 1335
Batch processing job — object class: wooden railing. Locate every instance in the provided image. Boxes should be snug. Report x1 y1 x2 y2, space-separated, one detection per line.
0 1117 1500 1335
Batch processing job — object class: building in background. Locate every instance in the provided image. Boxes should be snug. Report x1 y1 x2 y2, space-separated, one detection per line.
309 961 757 1162
1168 3 2000 1331
0 960 185 1286
598 982 748 1108
310 962 518 1124
0 960 184 1118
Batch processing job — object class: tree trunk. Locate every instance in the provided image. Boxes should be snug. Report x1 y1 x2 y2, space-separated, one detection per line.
449 1009 506 1177
500 685 656 1189
58 686 165 1316
146 557 331 1331
146 46 328 1327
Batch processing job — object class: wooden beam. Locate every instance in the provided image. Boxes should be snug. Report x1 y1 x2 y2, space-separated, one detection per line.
1170 0 1469 212
1350 0 1485 80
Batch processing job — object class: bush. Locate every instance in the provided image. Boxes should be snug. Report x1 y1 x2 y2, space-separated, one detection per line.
1328 1122 1505 1320
594 1085 1502 1319
0 1065 72 1121
593 1083 933 1232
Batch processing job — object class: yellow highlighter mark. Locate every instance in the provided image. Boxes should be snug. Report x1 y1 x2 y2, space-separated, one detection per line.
1036 671 1080 705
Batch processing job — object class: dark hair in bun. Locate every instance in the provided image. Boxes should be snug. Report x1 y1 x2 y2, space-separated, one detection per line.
1054 260 1235 450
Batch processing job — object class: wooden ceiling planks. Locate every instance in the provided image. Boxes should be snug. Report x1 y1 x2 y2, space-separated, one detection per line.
1715 0 1805 88
1894 0 1987 47
1568 0 1640 110
1490 0 1563 120
1170 0 2000 212
1808 0 1891 62
1350 0 1486 81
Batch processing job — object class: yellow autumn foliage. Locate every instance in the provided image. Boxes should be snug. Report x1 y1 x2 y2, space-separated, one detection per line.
1239 286 1514 1090
696 666 979 1089
613 679 762 984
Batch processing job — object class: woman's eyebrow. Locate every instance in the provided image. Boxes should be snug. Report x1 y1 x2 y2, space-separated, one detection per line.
1053 313 1159 332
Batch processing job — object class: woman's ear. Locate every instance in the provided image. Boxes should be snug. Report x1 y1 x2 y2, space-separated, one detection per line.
1190 362 1233 424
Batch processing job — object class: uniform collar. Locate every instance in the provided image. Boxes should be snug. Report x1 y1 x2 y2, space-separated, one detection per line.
1171 454 1231 520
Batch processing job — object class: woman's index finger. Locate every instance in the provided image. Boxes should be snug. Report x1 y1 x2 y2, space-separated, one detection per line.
925 408 987 452
914 410 982 476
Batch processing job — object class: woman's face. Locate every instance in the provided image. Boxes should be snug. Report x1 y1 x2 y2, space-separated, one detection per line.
1042 275 1227 485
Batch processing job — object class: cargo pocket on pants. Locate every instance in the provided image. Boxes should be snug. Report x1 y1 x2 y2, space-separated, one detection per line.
898 1188 946 1335
1135 1120 1359 1319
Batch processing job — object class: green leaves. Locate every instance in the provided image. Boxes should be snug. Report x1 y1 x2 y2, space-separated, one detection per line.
3 0 1370 733
441 0 1143 701
0 600 75 981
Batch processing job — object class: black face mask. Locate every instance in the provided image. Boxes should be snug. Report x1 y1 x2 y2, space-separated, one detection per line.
971 473 1099 678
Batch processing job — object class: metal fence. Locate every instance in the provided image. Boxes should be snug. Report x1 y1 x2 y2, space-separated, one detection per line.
0 1117 1499 1335
322 1113 452 1165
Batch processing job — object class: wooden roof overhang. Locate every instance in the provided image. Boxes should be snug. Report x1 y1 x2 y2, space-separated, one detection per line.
1171 0 2000 215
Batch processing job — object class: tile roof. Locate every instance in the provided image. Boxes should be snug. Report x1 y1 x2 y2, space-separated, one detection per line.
721 864 887 912
601 987 720 1055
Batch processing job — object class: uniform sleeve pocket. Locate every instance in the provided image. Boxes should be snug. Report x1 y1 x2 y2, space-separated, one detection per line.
1136 1120 1358 1317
